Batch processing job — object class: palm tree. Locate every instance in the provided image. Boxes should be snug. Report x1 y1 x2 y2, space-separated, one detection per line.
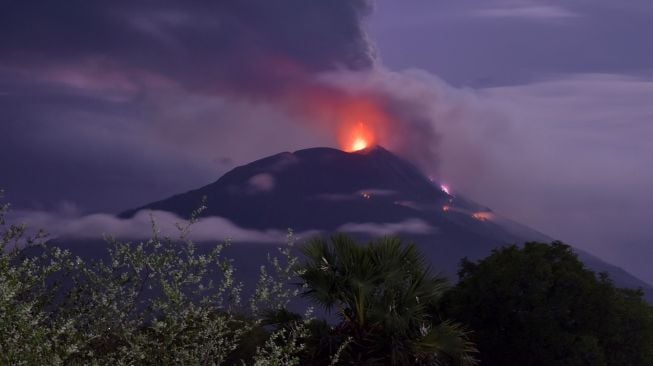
300 235 477 365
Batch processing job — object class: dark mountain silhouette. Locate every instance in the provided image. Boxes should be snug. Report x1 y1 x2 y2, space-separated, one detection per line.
121 146 653 300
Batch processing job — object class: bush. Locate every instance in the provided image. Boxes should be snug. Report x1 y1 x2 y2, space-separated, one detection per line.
0 193 312 365
441 242 653 366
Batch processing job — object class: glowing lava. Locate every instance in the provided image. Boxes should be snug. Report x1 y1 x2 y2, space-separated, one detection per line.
329 97 387 152
472 212 493 222
343 122 375 152
440 184 451 195
351 137 368 151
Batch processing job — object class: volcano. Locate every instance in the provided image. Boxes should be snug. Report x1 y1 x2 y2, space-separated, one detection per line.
121 146 489 232
121 146 653 300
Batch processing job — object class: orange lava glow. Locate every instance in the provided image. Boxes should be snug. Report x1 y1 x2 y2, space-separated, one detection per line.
351 137 368 151
334 98 387 152
289 85 389 152
344 122 375 152
472 212 493 221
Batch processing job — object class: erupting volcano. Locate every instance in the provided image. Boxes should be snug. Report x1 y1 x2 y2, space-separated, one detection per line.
119 145 653 301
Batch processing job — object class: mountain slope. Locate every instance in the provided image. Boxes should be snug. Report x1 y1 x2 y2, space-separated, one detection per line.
121 146 653 300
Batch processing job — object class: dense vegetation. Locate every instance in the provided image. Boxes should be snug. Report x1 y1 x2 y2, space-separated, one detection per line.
299 235 476 365
0 195 475 365
0 196 312 365
442 242 653 366
2 192 653 365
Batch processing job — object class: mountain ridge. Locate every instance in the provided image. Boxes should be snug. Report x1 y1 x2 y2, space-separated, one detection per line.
120 145 653 300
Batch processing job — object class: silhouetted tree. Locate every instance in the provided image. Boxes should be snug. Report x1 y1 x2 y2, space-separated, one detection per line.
441 241 653 366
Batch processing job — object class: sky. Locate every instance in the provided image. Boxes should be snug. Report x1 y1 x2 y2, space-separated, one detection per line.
1 1 652 283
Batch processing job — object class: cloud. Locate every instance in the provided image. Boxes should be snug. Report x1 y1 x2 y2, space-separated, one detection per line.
441 73 653 283
474 5 578 20
267 153 300 172
9 208 436 247
337 218 435 236
0 0 454 211
248 173 276 193
11 209 302 243
0 1 374 95
370 1 653 88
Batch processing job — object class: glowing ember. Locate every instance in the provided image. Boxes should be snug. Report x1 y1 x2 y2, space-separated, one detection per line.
472 212 493 221
440 184 451 195
442 205 451 212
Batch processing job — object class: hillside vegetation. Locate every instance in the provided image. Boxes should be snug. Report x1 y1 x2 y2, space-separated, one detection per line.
2 194 652 365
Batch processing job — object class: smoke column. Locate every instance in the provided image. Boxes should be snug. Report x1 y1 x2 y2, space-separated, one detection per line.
1 0 457 174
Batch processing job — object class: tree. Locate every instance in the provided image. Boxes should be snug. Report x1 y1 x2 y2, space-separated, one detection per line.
300 235 477 365
441 241 653 366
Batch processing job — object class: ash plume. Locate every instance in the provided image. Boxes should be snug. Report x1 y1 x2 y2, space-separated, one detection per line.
0 0 453 174
0 1 374 95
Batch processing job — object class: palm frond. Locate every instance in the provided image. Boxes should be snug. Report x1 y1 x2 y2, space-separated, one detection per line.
414 320 478 366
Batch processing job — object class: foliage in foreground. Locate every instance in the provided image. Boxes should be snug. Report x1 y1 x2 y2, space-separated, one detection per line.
300 235 478 366
441 242 653 366
7 187 652 365
1 191 474 366
0 194 310 365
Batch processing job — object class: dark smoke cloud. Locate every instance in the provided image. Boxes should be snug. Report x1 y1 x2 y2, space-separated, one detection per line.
0 0 374 95
0 0 452 213
0 0 373 211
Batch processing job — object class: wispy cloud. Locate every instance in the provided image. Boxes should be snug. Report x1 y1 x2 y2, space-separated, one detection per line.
474 5 578 20
11 210 300 243
448 73 653 284
337 218 435 236
10 209 434 243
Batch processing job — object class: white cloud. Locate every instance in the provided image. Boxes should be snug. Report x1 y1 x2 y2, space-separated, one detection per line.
11 210 301 243
447 73 653 283
10 209 435 245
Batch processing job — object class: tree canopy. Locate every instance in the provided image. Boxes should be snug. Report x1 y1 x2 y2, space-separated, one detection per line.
300 235 477 365
441 241 653 366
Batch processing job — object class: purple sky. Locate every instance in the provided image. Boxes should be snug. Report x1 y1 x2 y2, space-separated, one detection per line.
2 1 652 283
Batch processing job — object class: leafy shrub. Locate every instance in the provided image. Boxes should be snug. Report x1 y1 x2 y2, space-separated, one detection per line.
0 193 311 365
